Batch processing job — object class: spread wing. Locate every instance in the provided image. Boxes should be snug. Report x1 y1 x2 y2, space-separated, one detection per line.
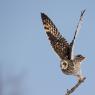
70 10 86 59
41 13 71 60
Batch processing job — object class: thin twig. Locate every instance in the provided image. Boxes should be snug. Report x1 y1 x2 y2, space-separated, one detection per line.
65 77 86 95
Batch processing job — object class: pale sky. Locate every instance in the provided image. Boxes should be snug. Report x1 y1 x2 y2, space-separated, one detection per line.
0 0 95 95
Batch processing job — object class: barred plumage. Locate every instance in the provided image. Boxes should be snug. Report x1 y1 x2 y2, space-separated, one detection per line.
41 13 71 60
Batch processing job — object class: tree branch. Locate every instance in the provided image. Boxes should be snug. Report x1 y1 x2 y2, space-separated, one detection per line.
65 77 86 95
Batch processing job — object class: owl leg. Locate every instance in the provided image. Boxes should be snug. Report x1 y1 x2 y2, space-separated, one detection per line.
76 74 84 82
74 70 84 82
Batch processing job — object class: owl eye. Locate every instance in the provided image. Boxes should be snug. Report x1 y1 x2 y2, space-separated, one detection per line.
76 55 82 58
77 55 81 57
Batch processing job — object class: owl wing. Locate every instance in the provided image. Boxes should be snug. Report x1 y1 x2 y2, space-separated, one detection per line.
41 13 71 60
70 10 86 59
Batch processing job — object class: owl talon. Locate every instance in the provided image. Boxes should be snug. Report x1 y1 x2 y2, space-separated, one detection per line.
78 77 86 83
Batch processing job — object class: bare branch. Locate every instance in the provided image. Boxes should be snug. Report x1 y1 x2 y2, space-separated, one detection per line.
65 77 86 95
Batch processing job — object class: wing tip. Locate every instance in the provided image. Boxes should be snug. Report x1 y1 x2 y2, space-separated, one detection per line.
41 12 46 18
41 12 44 16
41 12 49 20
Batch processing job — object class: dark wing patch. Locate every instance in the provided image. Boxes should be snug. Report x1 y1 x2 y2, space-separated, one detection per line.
41 13 71 60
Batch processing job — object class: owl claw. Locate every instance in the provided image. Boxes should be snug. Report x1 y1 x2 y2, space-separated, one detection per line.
78 77 86 82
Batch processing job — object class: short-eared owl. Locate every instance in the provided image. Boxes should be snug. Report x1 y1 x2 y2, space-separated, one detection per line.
41 10 86 81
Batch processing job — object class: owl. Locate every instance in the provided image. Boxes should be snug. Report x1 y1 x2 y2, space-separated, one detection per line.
41 10 86 81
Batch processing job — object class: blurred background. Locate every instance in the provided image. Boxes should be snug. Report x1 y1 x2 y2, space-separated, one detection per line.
0 0 95 95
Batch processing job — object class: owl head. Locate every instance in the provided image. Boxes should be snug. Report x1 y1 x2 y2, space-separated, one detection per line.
74 54 85 62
